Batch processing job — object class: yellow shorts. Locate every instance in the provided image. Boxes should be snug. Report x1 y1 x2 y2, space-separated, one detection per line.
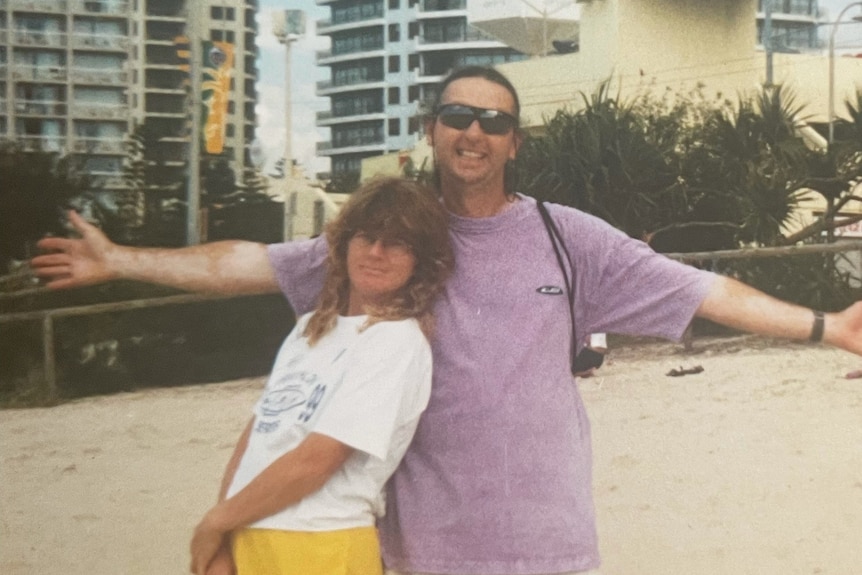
232 526 382 575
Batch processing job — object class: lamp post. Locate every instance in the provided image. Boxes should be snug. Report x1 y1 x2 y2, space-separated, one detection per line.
828 1 862 144
273 10 305 240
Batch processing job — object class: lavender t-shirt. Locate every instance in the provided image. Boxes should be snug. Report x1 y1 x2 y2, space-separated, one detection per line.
267 194 716 574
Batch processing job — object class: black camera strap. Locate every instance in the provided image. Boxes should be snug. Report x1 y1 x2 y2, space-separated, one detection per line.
536 201 578 374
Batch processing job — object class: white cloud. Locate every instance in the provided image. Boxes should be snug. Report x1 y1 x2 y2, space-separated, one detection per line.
253 1 331 177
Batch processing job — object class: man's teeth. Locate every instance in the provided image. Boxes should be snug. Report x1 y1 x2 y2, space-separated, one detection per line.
459 150 482 158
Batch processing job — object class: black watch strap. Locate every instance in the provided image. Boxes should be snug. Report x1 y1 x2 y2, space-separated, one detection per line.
809 310 825 343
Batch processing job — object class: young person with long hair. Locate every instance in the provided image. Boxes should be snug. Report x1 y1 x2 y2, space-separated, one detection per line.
188 177 452 575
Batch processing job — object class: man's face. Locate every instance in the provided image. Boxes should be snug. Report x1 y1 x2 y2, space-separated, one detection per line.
426 77 521 193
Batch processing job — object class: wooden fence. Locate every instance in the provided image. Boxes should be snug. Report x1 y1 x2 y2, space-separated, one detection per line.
2 240 861 404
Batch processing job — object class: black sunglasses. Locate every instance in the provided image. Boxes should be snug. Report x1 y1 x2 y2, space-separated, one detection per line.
435 104 517 135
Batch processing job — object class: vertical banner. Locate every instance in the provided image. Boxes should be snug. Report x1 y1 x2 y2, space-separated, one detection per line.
200 41 234 155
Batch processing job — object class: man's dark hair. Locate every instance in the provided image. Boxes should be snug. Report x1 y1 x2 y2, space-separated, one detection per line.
425 66 523 196
429 66 521 123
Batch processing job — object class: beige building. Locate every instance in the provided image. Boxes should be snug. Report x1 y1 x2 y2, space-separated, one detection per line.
497 0 861 131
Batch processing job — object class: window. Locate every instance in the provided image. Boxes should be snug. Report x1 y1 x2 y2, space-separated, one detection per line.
389 0 399 8
388 55 400 73
408 85 420 102
388 118 400 136
333 91 382 116
211 6 235 20
408 22 419 39
388 87 399 105
332 30 385 56
212 30 235 43
409 54 419 71
388 24 400 43
332 0 384 25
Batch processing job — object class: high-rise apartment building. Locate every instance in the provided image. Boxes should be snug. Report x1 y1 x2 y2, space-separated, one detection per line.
757 0 821 52
314 0 527 178
0 0 258 197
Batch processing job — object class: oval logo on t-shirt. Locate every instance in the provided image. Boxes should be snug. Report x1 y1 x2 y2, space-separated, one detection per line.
536 285 564 295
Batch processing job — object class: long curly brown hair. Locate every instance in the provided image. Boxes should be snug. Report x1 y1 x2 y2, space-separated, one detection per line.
303 177 453 345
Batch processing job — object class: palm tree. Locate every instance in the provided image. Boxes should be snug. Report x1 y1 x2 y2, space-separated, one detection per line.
0 141 88 272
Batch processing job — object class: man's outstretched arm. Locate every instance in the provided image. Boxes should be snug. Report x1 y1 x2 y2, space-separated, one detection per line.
696 275 862 356
31 211 280 295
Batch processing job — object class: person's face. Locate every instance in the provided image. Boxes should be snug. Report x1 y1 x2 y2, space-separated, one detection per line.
426 77 521 193
346 231 417 314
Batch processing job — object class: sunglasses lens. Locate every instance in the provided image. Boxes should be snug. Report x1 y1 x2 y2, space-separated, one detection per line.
478 116 513 135
437 105 514 135
438 111 475 131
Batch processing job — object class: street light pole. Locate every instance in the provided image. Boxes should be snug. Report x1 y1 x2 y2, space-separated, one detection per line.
828 1 862 144
764 0 773 86
274 10 304 241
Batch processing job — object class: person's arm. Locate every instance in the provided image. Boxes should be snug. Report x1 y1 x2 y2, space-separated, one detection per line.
189 432 353 574
31 211 279 295
696 275 862 355
191 418 253 575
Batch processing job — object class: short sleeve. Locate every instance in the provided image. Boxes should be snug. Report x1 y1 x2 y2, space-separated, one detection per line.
267 237 329 315
313 321 432 460
547 203 717 344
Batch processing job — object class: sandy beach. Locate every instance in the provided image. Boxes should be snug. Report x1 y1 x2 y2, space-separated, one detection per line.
1 334 860 575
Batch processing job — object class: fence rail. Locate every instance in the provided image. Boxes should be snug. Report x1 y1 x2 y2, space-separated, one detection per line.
0 292 244 402
663 240 862 262
3 241 861 403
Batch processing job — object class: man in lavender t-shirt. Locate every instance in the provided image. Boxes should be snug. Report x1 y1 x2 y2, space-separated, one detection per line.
33 66 862 575
266 195 714 574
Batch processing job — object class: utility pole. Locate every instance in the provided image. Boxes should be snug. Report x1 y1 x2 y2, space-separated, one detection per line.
187 38 201 245
764 0 773 86
274 10 305 241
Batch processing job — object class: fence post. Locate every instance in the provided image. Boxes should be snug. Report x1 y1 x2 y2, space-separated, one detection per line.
42 314 57 403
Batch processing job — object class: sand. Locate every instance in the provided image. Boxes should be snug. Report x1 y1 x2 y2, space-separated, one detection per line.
1 334 861 575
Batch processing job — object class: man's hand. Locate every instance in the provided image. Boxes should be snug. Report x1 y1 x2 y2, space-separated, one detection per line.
31 211 119 290
30 211 281 295
826 300 862 355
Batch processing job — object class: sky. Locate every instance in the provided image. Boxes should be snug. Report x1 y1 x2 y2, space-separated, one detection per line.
255 0 330 176
256 0 862 179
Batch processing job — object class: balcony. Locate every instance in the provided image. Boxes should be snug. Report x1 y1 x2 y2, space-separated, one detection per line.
12 30 68 49
11 64 68 82
316 140 387 156
415 0 467 18
17 135 66 153
71 34 130 52
317 48 387 66
317 15 386 35
316 78 387 96
70 102 129 120
13 100 68 117
13 0 67 12
316 110 387 127
71 0 130 16
72 137 126 154
73 67 128 85
414 29 502 49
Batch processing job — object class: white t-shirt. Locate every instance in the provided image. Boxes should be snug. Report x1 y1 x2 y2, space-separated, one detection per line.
226 312 432 532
